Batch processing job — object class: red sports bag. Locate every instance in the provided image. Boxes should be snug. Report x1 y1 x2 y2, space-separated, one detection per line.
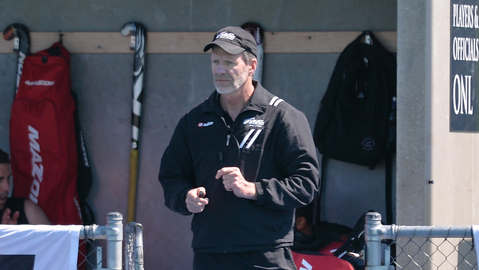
10 42 82 225
292 251 354 270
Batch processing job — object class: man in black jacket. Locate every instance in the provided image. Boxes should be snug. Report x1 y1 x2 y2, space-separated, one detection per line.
159 26 320 270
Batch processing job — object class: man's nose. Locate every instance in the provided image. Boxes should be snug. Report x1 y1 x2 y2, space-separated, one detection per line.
215 65 226 74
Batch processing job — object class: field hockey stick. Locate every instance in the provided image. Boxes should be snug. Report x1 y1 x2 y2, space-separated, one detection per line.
241 22 264 84
121 22 146 223
3 23 30 97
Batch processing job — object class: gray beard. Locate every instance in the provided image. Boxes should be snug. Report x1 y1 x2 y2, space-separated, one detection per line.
215 84 237 95
214 70 249 95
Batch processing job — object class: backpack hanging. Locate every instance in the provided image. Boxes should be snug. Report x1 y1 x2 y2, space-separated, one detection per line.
313 30 396 168
313 31 397 226
9 42 88 225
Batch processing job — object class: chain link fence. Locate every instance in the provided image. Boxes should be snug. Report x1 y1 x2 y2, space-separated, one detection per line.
364 212 478 270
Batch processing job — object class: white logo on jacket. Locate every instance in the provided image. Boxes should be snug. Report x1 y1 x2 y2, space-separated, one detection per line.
240 118 264 149
198 121 214 127
243 117 264 128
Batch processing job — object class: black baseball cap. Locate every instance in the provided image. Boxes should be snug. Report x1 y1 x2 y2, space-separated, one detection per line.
203 26 257 57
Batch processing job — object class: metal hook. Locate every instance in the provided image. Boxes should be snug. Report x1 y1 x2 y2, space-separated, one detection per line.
59 30 64 45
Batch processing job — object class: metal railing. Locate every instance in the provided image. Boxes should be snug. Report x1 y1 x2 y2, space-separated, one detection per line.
77 212 144 270
364 212 477 270
78 212 123 269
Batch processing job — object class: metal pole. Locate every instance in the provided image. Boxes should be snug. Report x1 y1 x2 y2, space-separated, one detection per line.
365 212 393 270
133 224 144 270
125 222 144 270
106 212 123 270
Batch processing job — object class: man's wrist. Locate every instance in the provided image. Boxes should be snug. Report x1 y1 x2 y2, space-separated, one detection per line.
246 181 258 200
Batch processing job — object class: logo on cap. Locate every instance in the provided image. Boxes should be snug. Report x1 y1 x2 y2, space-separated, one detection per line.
216 31 236 41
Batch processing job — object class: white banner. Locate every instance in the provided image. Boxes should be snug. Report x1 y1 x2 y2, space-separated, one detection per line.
0 224 82 270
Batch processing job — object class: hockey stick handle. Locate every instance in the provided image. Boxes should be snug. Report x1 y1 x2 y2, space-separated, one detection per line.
128 149 139 222
241 22 264 84
3 23 30 55
3 23 30 96
254 43 264 84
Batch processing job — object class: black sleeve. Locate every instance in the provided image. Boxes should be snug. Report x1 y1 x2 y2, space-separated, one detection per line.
158 116 195 215
256 109 320 210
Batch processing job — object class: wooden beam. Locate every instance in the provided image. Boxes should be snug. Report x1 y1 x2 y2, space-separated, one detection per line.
264 31 397 53
0 31 396 54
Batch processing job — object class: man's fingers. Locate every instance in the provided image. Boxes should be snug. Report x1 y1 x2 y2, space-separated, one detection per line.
1 209 10 224
216 167 240 179
186 188 209 213
11 211 19 223
215 169 225 179
197 187 207 199
1 208 19 225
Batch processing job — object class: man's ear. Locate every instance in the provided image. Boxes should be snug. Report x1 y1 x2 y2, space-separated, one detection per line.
296 216 307 230
249 59 257 76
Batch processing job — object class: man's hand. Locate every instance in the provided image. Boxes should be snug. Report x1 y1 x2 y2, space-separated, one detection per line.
216 167 258 200
2 208 19 224
185 187 209 213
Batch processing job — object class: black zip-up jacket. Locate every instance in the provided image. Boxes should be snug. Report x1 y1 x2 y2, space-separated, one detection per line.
159 82 320 253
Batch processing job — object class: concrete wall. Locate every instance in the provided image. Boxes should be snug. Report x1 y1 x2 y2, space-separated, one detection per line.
397 0 479 227
0 1 397 268
396 1 428 225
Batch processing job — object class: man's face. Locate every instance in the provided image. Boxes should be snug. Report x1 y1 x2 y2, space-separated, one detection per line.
211 47 250 95
0 163 11 210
